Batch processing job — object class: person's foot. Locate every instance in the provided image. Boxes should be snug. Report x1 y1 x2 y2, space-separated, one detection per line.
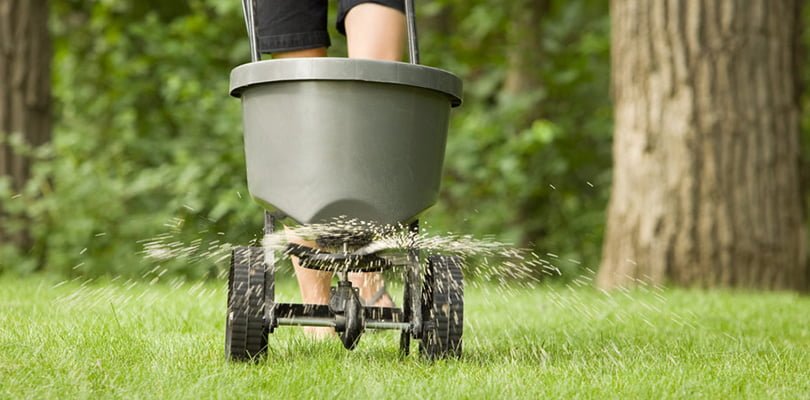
303 326 335 340
350 271 396 308
364 286 395 308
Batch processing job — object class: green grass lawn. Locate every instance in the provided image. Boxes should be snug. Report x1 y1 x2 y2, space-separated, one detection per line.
1 274 808 399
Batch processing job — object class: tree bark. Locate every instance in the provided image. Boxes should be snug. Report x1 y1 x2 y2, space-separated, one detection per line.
503 0 548 97
599 0 807 290
0 0 51 246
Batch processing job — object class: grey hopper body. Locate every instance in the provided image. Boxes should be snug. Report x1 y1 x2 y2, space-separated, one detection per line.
230 58 462 225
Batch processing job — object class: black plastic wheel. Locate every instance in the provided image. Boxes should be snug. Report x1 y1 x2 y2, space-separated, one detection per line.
419 255 464 359
225 247 268 361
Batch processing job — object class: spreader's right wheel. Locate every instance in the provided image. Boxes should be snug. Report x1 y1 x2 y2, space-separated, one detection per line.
420 255 464 360
225 247 268 361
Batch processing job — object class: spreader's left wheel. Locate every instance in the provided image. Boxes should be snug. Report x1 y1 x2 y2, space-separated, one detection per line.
225 247 267 361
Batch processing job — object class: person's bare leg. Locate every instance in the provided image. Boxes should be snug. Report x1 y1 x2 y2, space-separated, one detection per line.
273 46 332 338
273 47 327 59
285 227 335 339
344 3 404 307
345 3 405 61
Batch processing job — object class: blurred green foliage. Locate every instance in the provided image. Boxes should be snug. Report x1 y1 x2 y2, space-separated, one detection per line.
422 0 611 277
1 0 256 278
0 0 806 279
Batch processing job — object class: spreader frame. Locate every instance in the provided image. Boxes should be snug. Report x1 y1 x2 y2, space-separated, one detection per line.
224 212 463 360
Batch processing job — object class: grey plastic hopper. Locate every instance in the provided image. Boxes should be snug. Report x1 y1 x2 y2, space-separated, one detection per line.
230 58 462 225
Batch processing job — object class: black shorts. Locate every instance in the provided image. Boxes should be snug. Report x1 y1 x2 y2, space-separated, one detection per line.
257 0 405 54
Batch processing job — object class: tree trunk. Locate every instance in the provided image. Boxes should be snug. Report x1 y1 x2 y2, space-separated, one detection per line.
503 0 549 121
599 0 807 290
0 0 51 246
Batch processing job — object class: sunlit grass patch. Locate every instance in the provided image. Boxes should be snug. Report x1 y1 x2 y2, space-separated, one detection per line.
1 276 807 398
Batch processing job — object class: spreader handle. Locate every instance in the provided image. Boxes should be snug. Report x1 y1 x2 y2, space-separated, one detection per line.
404 0 420 64
241 0 260 62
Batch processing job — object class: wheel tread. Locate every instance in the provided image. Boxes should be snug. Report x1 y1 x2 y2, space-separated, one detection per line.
420 255 464 359
226 247 268 361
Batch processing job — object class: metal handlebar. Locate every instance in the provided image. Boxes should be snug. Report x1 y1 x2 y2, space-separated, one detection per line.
241 0 260 62
404 0 419 64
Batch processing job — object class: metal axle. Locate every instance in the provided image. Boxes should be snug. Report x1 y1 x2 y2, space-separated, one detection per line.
277 317 410 331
